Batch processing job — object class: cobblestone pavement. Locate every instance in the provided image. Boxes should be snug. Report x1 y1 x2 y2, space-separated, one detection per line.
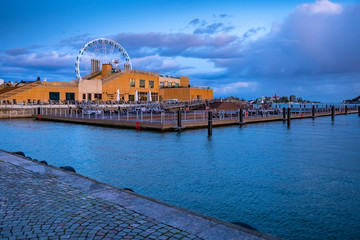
0 161 201 240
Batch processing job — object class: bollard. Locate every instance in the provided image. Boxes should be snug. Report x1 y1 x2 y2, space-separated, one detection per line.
331 105 335 121
283 107 286 120
287 108 291 127
239 109 243 124
345 105 348 115
208 111 213 136
177 109 182 128
312 105 315 118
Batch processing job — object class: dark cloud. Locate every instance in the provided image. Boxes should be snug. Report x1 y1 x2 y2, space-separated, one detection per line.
5 48 30 56
222 4 360 78
242 26 266 39
189 18 200 26
194 22 224 34
110 32 239 59
193 21 234 35
219 13 231 18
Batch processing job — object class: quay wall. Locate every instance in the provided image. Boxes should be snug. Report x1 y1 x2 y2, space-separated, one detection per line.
0 108 34 119
0 105 76 119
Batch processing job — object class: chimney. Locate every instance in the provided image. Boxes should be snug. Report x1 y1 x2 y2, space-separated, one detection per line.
91 59 100 73
101 64 112 78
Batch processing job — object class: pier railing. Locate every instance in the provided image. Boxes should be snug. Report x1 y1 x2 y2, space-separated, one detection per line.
35 104 359 125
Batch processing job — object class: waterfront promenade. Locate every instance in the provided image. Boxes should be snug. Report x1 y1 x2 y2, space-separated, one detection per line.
0 150 274 240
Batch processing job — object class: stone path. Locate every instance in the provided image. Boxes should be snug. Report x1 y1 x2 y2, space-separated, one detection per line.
0 151 272 240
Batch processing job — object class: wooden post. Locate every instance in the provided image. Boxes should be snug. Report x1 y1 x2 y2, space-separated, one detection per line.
312 105 315 118
287 107 291 127
208 111 212 136
331 105 335 121
345 105 348 115
177 110 182 128
283 107 286 120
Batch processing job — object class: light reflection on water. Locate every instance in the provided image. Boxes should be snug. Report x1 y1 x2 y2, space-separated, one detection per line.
1 115 360 240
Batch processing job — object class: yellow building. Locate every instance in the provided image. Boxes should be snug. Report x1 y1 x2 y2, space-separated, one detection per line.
0 64 213 103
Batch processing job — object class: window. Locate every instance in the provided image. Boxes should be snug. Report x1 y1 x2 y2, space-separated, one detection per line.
151 92 158 102
129 79 135 87
82 94 86 100
138 92 147 101
94 93 102 100
160 82 164 88
49 92 60 101
65 92 75 101
175 83 179 87
107 94 114 100
167 82 172 87
129 95 134 101
140 80 145 88
149 80 154 89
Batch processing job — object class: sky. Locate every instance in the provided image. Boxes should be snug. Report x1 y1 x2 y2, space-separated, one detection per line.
0 0 359 101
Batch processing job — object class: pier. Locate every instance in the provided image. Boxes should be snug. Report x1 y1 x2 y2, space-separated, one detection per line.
1 103 359 131
36 104 359 131
0 150 274 240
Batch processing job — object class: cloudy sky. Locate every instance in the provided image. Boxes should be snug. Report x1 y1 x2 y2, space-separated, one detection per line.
1 0 359 101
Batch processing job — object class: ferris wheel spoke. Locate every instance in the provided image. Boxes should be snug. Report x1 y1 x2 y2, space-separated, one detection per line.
108 43 115 63
93 45 102 60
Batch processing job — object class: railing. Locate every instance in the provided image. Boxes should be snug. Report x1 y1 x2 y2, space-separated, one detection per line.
37 104 360 124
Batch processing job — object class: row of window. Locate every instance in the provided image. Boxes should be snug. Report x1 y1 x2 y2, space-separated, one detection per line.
49 92 75 101
130 79 154 88
159 82 179 87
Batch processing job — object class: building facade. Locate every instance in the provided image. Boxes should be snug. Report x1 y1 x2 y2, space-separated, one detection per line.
0 64 213 103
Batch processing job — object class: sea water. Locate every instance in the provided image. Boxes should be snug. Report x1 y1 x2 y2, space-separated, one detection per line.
1 114 359 240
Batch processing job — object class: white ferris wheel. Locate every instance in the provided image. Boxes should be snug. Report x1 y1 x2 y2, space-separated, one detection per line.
75 38 132 81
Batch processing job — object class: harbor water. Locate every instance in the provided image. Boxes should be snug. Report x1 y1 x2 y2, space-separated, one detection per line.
1 114 359 240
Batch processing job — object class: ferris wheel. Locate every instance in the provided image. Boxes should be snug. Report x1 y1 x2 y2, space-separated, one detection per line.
75 38 132 81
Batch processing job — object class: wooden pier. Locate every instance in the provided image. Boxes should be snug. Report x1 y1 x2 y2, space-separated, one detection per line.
35 108 359 131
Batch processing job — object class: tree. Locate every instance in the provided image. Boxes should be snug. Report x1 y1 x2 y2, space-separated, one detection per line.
280 96 289 103
289 95 296 102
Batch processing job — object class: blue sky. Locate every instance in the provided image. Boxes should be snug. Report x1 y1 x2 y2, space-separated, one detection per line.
1 0 359 101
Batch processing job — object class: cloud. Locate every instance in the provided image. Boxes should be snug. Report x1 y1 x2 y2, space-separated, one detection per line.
2 0 358 101
132 55 182 73
111 32 239 59
189 18 200 26
0 50 76 81
297 0 343 15
213 81 258 95
219 13 231 18
242 26 266 39
5 48 30 56
220 2 360 78
193 21 234 35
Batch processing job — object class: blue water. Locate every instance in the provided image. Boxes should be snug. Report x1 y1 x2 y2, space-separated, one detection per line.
1 115 360 240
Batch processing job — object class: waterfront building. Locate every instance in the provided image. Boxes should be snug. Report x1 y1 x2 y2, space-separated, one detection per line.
0 65 212 103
